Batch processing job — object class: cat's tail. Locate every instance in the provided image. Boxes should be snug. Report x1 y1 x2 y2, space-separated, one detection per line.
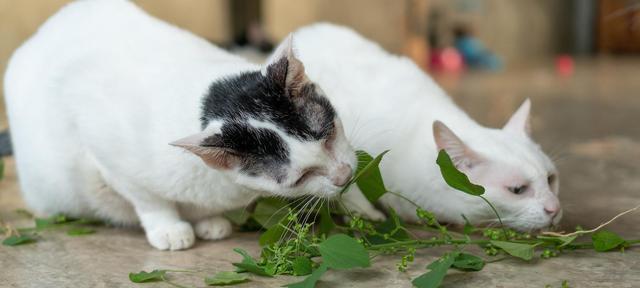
0 129 13 157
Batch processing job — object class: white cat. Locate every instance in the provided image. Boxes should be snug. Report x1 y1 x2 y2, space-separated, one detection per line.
285 24 561 231
4 1 356 250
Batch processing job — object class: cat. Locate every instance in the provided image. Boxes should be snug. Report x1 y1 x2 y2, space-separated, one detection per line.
282 23 561 231
3 1 356 250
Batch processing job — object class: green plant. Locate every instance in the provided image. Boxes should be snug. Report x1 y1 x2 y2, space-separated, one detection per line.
1 213 101 246
127 149 639 288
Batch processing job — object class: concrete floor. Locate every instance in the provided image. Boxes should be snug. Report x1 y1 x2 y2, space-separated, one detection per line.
1 58 640 287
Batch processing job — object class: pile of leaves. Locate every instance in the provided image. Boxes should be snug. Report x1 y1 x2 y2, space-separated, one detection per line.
128 150 639 287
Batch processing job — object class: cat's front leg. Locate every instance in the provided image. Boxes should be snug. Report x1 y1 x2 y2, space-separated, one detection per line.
131 195 195 250
194 216 232 240
341 186 387 221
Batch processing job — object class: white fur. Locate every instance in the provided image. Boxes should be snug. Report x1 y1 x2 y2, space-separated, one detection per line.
287 24 561 231
4 1 354 251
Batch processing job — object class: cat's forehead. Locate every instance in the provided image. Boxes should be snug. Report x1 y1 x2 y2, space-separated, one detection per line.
200 71 336 141
476 130 555 176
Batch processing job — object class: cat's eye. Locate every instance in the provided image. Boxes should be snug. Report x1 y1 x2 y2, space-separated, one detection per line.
547 174 557 185
323 129 336 150
294 168 318 186
508 185 528 195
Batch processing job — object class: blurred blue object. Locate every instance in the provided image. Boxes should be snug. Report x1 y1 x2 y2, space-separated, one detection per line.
455 36 502 70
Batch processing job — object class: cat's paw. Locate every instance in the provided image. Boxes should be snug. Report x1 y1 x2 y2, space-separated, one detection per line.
194 216 232 240
344 208 387 222
146 221 195 251
361 208 387 222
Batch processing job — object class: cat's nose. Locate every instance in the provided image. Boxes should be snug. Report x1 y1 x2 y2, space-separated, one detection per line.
332 164 353 187
544 203 560 217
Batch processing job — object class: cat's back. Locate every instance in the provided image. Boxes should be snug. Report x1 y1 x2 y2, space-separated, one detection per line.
5 0 252 135
295 24 455 115
5 0 242 97
4 0 255 190
10 0 230 63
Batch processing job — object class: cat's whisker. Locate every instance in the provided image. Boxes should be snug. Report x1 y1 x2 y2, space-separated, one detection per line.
276 196 314 243
304 198 321 229
310 198 326 235
279 198 313 243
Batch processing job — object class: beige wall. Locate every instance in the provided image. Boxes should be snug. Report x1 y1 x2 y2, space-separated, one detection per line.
430 0 571 64
262 0 410 54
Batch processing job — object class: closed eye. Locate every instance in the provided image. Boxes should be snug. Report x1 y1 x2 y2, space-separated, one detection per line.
548 174 557 185
294 167 319 186
323 128 336 151
508 185 528 195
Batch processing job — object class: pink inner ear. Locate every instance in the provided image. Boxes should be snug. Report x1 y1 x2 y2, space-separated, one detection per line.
503 99 532 136
169 131 210 149
170 131 239 170
197 149 238 170
433 121 479 168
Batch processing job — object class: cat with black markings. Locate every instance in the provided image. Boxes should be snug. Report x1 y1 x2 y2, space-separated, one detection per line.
4 0 355 250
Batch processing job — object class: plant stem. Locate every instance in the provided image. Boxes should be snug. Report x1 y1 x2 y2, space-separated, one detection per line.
367 238 490 251
478 195 509 238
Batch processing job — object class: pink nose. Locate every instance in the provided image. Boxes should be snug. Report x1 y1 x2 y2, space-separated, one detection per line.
544 204 560 217
332 164 353 187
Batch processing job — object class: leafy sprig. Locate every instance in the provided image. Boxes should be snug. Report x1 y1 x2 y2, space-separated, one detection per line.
0 149 621 288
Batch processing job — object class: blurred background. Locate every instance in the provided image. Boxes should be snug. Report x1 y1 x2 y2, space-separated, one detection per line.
1 0 640 116
1 0 640 233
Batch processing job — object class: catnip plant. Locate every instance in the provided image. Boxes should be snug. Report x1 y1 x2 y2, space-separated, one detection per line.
1 151 637 288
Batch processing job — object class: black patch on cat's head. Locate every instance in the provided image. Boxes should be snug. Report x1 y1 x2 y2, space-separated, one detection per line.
202 121 289 182
200 57 337 141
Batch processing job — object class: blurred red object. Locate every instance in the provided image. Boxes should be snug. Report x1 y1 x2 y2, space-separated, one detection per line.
555 55 574 76
429 47 463 73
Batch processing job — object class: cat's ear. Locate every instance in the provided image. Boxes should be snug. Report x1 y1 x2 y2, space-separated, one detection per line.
503 98 532 137
264 34 307 96
433 121 480 169
170 131 239 170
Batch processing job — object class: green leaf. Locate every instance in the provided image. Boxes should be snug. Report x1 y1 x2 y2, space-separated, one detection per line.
283 264 328 288
592 230 626 252
490 240 535 261
353 150 389 203
224 208 251 226
318 205 335 236
436 150 485 196
259 220 287 246
367 208 409 245
412 252 458 288
232 248 273 277
129 269 166 283
253 198 289 228
452 253 484 271
204 271 249 286
2 234 37 246
318 234 370 269
461 215 474 235
67 227 95 236
292 257 313 276
35 214 73 230
537 235 577 248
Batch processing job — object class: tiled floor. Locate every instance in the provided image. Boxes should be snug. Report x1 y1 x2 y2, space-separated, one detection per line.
1 57 639 287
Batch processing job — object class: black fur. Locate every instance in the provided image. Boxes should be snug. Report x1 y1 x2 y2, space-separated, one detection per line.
203 122 289 182
200 58 336 141
199 57 337 180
